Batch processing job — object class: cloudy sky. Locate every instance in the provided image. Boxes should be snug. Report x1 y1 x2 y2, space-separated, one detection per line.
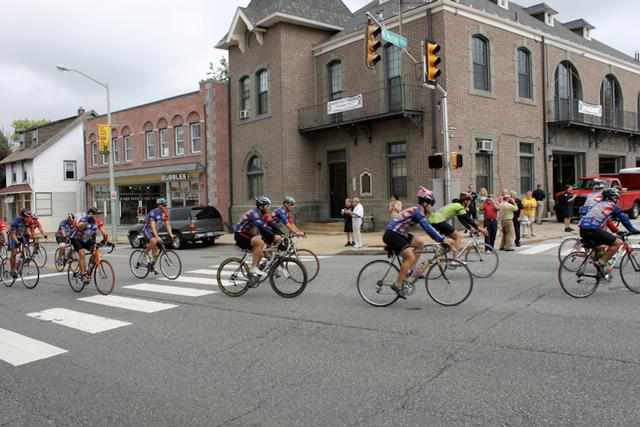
1 0 638 133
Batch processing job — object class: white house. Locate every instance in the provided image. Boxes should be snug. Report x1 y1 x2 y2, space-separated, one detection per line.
0 109 96 232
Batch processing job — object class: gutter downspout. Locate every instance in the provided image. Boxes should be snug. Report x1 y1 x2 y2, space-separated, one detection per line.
542 36 551 216
227 73 234 230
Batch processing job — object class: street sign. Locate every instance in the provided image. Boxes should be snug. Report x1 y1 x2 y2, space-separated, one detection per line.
98 124 111 153
382 28 408 49
110 191 117 200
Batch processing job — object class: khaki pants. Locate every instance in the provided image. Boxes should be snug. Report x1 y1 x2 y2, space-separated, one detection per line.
535 201 544 224
500 219 515 250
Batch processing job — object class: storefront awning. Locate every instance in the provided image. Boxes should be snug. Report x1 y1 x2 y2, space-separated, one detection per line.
0 184 33 195
82 162 205 182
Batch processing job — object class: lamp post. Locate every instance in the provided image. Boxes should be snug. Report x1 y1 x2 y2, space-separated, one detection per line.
56 64 117 239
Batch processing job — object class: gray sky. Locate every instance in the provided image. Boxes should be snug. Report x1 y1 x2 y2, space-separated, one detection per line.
1 0 638 134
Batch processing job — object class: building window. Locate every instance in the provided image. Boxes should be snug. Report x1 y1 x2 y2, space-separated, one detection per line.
35 193 52 216
472 36 490 92
599 156 625 174
22 161 27 182
256 69 268 115
175 126 185 155
476 153 492 192
247 155 264 200
124 136 132 162
32 129 38 148
555 61 582 120
360 172 372 196
328 61 343 101
601 74 623 128
159 128 169 158
190 123 201 153
386 44 402 111
517 48 532 100
169 180 200 207
519 143 534 194
19 133 25 151
11 163 16 183
64 160 77 181
145 131 155 159
91 141 98 166
637 92 640 130
240 76 251 115
102 150 108 165
112 138 120 163
387 142 407 198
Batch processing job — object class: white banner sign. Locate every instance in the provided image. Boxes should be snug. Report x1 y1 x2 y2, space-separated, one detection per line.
327 94 363 115
578 100 602 117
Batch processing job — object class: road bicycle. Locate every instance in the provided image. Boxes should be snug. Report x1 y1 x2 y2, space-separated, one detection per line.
129 238 182 280
357 244 473 307
27 237 47 268
217 245 308 298
279 233 320 282
454 230 499 278
558 232 640 298
54 241 77 272
67 241 116 295
0 242 40 289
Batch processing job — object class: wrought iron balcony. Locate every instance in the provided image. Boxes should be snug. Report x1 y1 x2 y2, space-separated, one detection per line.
547 99 640 135
298 84 423 133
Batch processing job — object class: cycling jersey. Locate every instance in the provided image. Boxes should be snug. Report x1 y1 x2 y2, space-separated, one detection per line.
579 200 638 233
71 216 104 242
579 192 603 217
387 205 444 243
142 208 169 235
57 219 77 235
269 206 291 226
0 220 6 233
234 208 273 236
9 217 29 239
428 202 478 230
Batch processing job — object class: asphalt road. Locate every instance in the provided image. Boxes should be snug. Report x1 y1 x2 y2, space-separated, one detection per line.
2 238 640 425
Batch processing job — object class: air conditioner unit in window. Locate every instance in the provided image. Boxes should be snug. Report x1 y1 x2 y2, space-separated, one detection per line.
239 110 250 120
477 139 494 152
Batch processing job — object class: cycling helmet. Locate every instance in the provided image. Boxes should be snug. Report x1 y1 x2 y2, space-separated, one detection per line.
417 186 435 205
459 192 473 202
67 212 76 221
256 196 272 207
283 196 296 205
602 188 621 201
32 214 39 220
20 208 32 217
156 198 168 206
88 207 102 215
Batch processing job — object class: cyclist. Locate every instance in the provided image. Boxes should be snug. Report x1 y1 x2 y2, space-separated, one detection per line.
8 209 32 279
56 212 78 260
579 180 606 216
428 192 487 255
0 218 6 254
268 196 305 238
142 198 175 272
234 196 282 278
579 188 639 276
383 187 455 299
27 213 47 241
70 207 112 285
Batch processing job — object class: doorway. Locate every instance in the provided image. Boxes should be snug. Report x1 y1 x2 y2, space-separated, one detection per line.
552 153 582 195
328 149 347 218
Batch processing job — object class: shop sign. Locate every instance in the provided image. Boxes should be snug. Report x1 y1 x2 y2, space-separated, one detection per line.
162 173 190 182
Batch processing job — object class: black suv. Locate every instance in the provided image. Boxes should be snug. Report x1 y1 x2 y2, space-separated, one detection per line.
128 206 225 249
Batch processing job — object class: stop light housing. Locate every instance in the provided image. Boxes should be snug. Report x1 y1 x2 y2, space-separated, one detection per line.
426 41 441 84
365 18 382 69
450 153 463 169
428 154 443 169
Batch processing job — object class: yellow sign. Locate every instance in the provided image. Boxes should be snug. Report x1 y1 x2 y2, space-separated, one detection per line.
98 124 111 153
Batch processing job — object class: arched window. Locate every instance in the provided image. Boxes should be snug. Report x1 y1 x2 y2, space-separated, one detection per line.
247 155 264 200
517 48 532 99
328 60 343 101
472 36 490 92
239 76 251 115
601 74 623 128
256 70 268 115
554 61 582 120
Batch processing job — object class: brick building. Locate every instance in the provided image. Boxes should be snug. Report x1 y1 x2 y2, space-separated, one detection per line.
217 0 640 225
83 79 229 230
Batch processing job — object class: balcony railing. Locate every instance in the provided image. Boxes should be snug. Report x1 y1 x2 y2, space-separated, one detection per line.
547 99 640 135
298 84 423 132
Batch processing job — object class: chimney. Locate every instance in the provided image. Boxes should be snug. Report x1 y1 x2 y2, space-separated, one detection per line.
77 106 86 116
635 51 640 63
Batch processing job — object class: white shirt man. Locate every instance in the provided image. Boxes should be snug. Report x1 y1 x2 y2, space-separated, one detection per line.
352 198 364 248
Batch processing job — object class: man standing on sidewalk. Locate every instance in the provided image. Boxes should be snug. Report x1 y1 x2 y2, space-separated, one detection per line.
351 197 364 248
532 184 546 225
499 196 517 251
482 194 499 250
511 191 524 247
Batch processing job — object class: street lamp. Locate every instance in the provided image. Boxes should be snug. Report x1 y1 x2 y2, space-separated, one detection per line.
56 64 117 240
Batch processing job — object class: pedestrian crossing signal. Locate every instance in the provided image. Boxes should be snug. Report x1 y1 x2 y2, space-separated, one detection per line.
365 18 382 69
428 154 443 169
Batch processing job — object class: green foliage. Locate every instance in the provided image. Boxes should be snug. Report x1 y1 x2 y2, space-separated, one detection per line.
10 118 50 142
207 56 229 83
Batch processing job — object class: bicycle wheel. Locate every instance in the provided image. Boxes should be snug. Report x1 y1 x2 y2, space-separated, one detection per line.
129 249 150 279
54 247 66 272
67 260 86 292
558 252 599 298
620 251 640 293
462 242 499 278
159 249 182 280
94 260 115 295
425 258 473 306
0 245 8 261
217 257 251 297
356 260 400 307
558 237 583 263
0 257 14 287
32 245 47 268
270 257 307 298
294 249 319 282
20 258 39 289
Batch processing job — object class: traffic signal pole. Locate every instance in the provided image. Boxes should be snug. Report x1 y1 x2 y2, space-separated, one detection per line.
436 84 452 205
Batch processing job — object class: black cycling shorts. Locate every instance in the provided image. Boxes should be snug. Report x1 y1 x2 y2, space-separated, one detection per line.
383 230 414 255
234 232 254 250
70 238 94 253
432 221 456 237
580 228 617 249
259 227 276 245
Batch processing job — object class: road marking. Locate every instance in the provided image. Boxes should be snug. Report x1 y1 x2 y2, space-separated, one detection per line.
188 269 217 275
26 308 131 334
161 275 218 286
123 283 217 297
0 328 67 366
20 272 67 281
78 295 178 313
518 243 560 255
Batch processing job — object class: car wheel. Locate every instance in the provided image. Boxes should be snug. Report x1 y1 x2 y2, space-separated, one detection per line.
129 233 142 249
630 202 640 219
172 233 183 250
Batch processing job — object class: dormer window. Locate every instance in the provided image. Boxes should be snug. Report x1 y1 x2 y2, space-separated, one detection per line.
524 4 558 27
545 12 554 27
564 19 595 41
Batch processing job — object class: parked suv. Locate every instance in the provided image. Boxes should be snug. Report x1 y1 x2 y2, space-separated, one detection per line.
128 206 225 249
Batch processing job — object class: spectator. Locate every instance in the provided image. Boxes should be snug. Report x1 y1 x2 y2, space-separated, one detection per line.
351 197 364 248
341 199 353 246
468 184 479 221
558 185 577 232
511 191 524 247
482 193 499 251
389 194 402 220
499 189 510 203
479 187 489 202
522 191 537 237
498 196 517 251
532 184 546 224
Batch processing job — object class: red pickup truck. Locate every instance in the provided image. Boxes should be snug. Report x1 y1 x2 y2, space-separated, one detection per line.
555 169 640 221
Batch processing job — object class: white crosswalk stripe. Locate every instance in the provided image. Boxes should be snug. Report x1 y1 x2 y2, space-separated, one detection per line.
123 283 217 297
78 295 178 313
26 308 131 334
160 276 218 286
188 269 217 275
517 242 560 255
0 328 67 366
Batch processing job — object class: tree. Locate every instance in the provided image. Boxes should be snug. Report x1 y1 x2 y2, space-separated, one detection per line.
0 128 12 189
207 56 229 83
10 118 50 143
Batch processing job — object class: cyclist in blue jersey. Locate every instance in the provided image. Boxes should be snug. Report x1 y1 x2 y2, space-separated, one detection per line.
142 198 175 270
55 212 78 262
234 196 282 278
268 196 305 237
383 187 455 298
8 209 32 278
71 207 112 284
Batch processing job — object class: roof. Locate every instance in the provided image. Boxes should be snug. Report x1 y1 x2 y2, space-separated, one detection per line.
334 0 426 37
564 19 595 31
1 111 97 165
523 3 558 16
82 162 205 182
0 184 32 195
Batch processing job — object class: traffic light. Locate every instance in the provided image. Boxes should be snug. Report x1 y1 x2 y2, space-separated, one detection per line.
365 18 382 69
426 41 441 84
428 154 443 169
450 153 463 169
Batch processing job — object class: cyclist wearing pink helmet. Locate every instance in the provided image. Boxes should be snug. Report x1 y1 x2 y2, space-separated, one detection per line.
383 186 454 298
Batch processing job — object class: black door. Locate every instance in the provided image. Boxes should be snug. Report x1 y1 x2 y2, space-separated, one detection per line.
552 154 576 196
328 150 347 218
